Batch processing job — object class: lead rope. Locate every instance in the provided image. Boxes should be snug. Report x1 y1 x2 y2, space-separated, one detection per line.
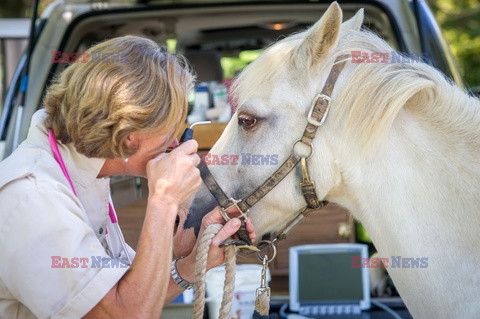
193 224 237 319
193 224 274 319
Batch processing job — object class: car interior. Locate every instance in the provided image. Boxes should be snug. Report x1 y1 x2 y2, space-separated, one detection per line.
43 3 400 207
55 4 398 84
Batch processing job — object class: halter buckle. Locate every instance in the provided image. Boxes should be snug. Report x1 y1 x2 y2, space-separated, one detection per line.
220 198 249 222
307 93 331 127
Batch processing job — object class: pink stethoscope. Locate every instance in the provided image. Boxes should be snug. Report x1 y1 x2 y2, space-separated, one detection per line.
48 129 132 266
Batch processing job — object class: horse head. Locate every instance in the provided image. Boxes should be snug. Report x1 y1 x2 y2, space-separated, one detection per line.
184 2 367 238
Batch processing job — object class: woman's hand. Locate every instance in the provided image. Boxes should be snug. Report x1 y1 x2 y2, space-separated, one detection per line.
195 207 257 269
175 207 256 283
146 140 201 208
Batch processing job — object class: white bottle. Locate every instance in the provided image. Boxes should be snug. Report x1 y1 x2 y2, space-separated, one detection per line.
188 83 209 123
206 83 231 122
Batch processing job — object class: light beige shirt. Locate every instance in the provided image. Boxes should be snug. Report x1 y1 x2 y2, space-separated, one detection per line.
0 110 135 318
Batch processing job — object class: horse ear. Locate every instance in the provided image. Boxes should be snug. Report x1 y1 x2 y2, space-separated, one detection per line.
296 1 342 66
342 8 364 31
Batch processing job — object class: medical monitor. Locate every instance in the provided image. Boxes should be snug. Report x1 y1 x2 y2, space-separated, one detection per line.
289 243 370 314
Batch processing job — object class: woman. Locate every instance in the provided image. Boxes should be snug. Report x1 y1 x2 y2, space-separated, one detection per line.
0 36 255 318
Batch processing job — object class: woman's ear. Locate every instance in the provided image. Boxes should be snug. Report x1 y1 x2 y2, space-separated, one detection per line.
124 133 139 151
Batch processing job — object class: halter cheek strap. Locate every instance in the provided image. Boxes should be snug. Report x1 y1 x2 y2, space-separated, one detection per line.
199 55 348 248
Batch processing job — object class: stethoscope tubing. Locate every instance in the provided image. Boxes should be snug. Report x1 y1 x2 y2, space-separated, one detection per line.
48 129 132 266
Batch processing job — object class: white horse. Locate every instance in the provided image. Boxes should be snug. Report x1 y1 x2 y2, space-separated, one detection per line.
184 2 480 318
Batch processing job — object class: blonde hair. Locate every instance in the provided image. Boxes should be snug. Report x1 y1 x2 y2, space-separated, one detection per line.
44 36 194 158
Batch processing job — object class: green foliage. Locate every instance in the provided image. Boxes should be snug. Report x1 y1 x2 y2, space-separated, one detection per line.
221 50 262 79
429 0 480 88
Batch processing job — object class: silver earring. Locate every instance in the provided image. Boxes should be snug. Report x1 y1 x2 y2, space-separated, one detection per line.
124 157 129 163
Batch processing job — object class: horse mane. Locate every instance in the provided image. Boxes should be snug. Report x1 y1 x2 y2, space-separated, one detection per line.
332 30 480 153
233 27 480 154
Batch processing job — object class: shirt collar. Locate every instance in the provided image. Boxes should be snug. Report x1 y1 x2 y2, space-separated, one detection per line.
27 109 107 188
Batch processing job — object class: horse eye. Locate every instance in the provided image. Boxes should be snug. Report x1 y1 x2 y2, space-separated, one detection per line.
238 114 257 129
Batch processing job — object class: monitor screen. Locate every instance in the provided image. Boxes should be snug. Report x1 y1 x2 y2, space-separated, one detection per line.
298 252 363 302
289 244 370 311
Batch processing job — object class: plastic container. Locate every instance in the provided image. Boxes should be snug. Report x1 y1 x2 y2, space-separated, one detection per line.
205 264 271 319
212 83 231 122
188 83 209 123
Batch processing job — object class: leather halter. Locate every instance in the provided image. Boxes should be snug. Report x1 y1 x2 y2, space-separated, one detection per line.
199 55 348 248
